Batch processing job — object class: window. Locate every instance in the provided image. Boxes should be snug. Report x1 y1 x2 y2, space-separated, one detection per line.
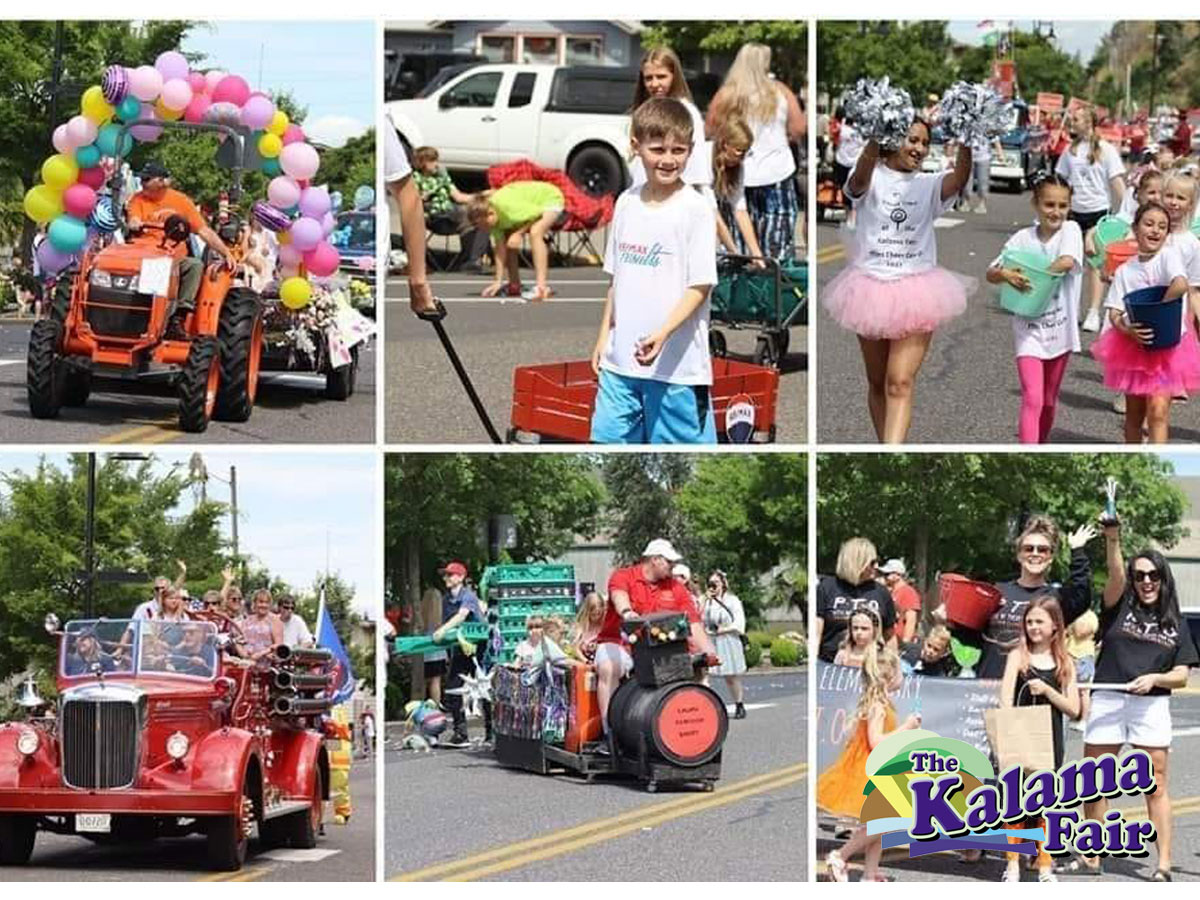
509 72 536 109
522 36 558 65
479 35 515 63
444 71 502 108
565 36 603 66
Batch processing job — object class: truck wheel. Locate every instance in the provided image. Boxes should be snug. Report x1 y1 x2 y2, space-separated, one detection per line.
568 146 623 197
324 345 358 400
27 319 65 419
178 336 220 433
61 365 92 407
207 787 252 871
0 814 36 865
214 288 263 422
289 767 323 849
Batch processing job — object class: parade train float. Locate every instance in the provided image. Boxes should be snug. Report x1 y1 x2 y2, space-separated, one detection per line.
393 565 728 793
0 615 337 870
22 51 374 432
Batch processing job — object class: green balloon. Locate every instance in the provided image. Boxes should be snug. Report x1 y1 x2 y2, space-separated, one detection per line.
96 123 132 158
261 157 282 177
116 96 141 122
48 215 88 253
75 144 101 168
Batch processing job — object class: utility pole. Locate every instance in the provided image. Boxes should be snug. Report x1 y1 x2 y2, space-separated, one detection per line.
84 453 96 618
229 465 239 563
1149 21 1161 122
48 21 64 142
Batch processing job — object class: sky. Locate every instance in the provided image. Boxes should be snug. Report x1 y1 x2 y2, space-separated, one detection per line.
1163 453 1200 478
0 451 377 617
182 21 375 148
947 20 1112 63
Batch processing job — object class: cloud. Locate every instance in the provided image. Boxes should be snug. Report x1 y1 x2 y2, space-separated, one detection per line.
304 115 368 148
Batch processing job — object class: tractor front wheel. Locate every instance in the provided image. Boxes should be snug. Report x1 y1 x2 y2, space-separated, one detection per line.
61 365 92 407
178 336 220 433
27 319 65 419
0 814 36 865
214 289 263 422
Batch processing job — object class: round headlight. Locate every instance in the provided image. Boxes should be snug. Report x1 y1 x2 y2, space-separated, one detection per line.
16 729 39 756
166 731 189 761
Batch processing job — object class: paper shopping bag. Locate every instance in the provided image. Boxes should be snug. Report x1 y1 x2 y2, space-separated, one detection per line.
985 704 1055 773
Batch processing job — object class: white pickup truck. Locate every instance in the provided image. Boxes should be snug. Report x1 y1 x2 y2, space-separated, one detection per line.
386 63 640 196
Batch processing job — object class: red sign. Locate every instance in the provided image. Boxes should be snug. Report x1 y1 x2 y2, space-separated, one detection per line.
1067 96 1088 112
1036 92 1064 112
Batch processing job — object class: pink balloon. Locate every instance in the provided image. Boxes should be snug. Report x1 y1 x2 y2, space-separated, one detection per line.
155 50 189 82
268 176 301 210
77 166 106 189
160 78 193 112
183 94 212 124
204 70 227 94
288 216 323 252
129 104 162 142
128 65 163 102
187 72 207 94
52 124 76 154
241 93 275 130
321 211 336 235
279 142 319 180
278 243 303 267
63 183 98 218
298 185 331 219
281 124 306 146
304 241 340 277
211 74 250 107
66 115 98 147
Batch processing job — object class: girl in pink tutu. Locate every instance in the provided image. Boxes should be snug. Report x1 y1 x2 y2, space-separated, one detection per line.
822 118 975 443
986 174 1083 443
1090 201 1200 443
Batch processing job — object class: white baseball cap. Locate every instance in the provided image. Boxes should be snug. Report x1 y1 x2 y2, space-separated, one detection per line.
879 558 908 576
642 538 682 562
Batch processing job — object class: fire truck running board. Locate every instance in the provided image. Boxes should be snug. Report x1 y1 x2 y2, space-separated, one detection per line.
260 799 313 820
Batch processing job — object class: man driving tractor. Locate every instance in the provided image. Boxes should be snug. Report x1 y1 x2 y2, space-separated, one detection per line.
125 161 236 339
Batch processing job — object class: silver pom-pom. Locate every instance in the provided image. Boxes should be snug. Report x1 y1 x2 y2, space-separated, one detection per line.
844 76 914 151
937 81 1011 146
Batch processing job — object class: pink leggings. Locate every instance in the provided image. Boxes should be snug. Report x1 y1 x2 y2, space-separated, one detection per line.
1016 353 1071 443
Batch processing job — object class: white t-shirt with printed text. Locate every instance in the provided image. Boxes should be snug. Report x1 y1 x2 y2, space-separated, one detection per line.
1055 141 1124 214
846 164 953 280
991 221 1083 358
1101 244 1188 332
601 185 718 386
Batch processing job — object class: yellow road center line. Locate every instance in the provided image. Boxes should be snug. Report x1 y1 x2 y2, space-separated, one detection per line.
816 245 846 262
195 864 271 882
98 418 176 444
396 762 806 882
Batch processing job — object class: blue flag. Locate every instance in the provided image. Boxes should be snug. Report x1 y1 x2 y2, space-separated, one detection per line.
317 587 355 705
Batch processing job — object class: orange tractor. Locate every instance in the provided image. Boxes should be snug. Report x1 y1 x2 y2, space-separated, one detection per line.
27 120 264 433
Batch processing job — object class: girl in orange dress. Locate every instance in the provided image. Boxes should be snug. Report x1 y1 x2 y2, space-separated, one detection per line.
822 647 921 882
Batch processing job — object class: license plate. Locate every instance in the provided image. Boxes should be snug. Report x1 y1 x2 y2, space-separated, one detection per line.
76 813 111 833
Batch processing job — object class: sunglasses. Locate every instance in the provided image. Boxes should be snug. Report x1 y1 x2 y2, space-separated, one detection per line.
1021 544 1053 555
1133 570 1162 584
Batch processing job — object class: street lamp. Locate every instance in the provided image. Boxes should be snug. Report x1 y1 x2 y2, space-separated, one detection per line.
82 452 150 617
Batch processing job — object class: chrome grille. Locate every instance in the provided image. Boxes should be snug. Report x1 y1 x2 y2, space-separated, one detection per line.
61 698 138 789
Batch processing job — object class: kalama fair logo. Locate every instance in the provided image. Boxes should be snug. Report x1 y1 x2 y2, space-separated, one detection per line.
860 730 1158 858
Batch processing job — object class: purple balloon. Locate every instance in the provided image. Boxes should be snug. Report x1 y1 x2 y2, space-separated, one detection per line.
129 104 162 142
155 50 190 82
241 93 276 130
36 240 74 275
252 201 292 233
102 65 129 105
298 185 331 219
289 216 323 252
321 211 336 236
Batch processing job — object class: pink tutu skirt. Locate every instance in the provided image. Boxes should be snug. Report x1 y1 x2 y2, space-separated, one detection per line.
1090 325 1200 396
822 265 975 340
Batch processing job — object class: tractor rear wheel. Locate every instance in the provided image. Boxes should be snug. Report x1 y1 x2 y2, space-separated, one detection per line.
324 345 358 400
178 336 220 433
288 766 323 849
214 289 263 422
0 814 36 865
27 319 64 419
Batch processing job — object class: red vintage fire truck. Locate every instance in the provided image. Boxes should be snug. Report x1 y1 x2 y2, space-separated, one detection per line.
0 616 332 871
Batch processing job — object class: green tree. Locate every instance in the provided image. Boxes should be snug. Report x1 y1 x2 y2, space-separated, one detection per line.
294 571 374 695
818 21 956 102
957 31 1086 99
641 20 807 89
600 454 696 565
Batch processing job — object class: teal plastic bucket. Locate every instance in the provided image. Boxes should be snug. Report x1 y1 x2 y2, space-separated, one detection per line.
1090 215 1131 267
999 249 1063 317
1125 285 1182 350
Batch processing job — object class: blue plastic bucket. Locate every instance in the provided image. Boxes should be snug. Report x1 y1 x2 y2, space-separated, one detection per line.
1124 285 1182 350
999 249 1062 317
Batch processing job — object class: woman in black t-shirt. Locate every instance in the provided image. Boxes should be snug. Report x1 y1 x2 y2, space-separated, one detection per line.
1075 534 1199 881
817 537 896 663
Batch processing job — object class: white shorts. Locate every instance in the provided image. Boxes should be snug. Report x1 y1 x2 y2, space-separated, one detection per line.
594 642 633 675
1084 690 1173 748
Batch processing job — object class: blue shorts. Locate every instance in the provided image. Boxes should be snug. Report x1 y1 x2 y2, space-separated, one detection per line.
590 369 716 444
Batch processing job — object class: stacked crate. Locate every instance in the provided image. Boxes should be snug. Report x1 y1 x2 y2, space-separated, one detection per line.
482 563 577 664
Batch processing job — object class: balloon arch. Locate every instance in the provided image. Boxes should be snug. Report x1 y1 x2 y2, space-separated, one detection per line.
22 50 334 309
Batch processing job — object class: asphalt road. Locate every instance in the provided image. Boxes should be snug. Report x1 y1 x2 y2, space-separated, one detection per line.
816 189 1200 444
385 670 806 881
0 318 376 444
386 268 807 444
815 685 1200 882
3 757 375 882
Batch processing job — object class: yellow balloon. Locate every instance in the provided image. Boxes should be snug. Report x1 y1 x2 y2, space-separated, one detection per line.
277 230 291 245
267 110 289 137
81 85 114 124
258 132 282 159
23 184 63 223
155 99 183 121
41 154 80 190
279 276 312 310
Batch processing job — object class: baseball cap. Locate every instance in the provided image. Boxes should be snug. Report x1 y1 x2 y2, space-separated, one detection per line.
671 563 692 581
140 161 170 180
642 539 682 562
879 558 908 576
442 561 468 577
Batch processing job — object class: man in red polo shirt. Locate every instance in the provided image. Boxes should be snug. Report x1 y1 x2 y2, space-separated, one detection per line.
595 538 716 734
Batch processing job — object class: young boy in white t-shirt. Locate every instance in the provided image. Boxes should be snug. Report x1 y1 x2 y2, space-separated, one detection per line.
590 97 718 444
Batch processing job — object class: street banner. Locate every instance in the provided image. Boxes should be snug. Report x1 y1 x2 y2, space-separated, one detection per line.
815 661 999 775
1037 92 1064 112
318 586 356 705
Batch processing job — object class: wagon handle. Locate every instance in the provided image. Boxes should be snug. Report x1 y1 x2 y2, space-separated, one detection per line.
415 299 448 322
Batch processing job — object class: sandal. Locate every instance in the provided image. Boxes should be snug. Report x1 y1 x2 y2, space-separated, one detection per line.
1151 870 1172 882
521 285 554 302
1038 871 1058 883
1053 858 1104 876
825 851 848 883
